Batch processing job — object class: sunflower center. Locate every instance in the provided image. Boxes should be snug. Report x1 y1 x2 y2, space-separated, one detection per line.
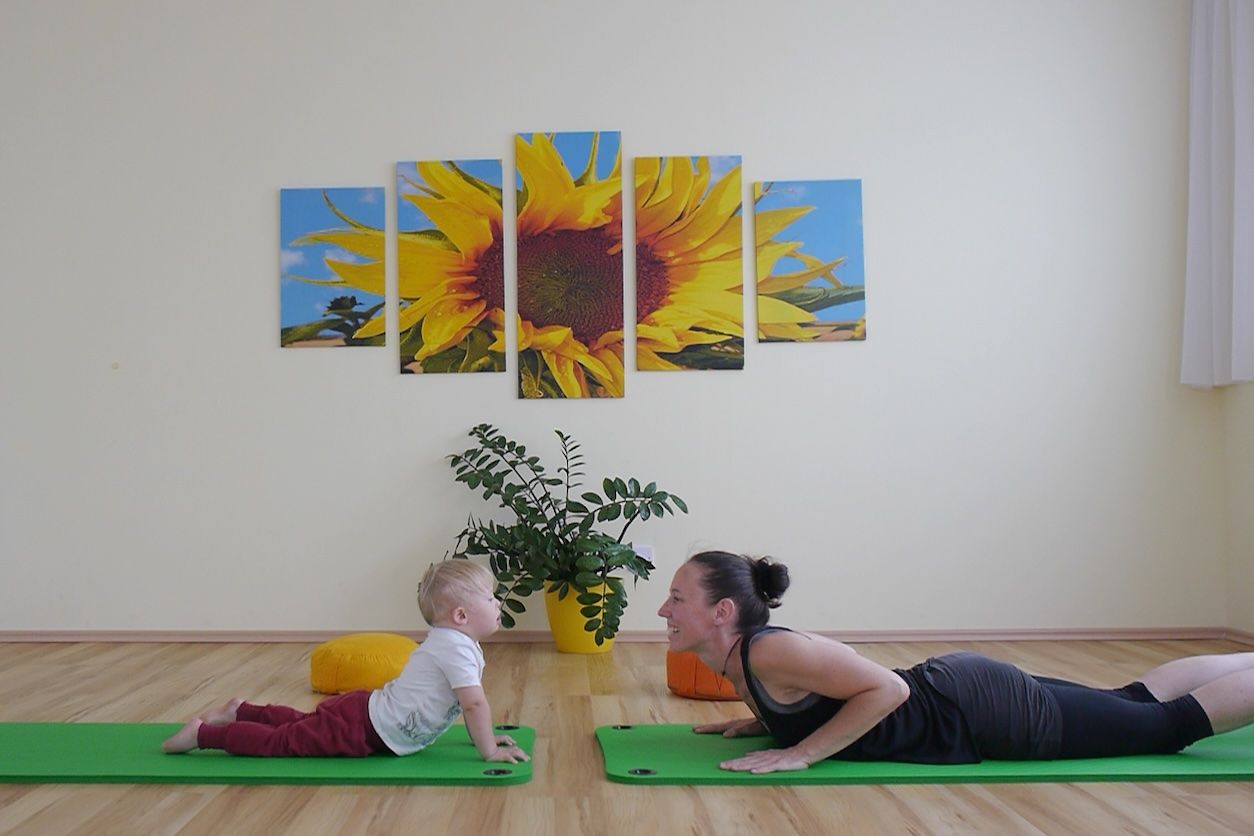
635 244 671 322
474 232 673 343
516 229 623 344
475 239 506 312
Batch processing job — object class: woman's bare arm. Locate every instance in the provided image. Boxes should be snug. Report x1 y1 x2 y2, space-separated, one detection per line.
719 634 908 773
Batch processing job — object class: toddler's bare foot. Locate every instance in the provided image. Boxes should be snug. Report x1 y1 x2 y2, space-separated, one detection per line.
162 718 203 753
198 698 243 725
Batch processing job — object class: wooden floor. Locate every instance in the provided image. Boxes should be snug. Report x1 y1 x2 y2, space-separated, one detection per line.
2 638 1253 834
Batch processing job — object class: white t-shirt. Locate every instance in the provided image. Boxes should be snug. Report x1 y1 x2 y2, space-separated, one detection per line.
368 626 485 755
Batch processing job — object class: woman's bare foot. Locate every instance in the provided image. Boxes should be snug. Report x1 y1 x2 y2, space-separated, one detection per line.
162 718 203 753
197 698 243 726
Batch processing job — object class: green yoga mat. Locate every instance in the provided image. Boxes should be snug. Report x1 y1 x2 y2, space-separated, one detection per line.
0 723 533 785
596 724 1254 785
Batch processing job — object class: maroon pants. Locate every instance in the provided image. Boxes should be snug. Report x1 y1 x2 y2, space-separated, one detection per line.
197 691 389 757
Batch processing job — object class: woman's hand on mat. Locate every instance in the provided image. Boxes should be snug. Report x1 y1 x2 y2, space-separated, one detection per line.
719 747 810 774
486 744 530 764
693 717 766 738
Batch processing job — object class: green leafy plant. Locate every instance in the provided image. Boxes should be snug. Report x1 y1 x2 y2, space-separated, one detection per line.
447 423 688 645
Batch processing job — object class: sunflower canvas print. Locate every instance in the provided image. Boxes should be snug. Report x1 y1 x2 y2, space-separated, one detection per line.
634 155 745 371
279 187 386 348
754 179 866 342
395 160 505 374
515 131 624 399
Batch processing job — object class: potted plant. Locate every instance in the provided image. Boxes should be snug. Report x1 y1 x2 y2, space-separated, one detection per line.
446 423 688 651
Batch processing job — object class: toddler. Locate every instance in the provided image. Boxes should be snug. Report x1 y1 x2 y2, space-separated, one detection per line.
162 560 528 764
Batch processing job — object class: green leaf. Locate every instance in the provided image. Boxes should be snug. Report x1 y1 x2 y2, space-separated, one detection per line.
672 496 689 513
574 571 602 588
603 478 617 500
575 555 602 572
504 598 525 613
581 492 603 505
643 482 657 496
628 478 640 495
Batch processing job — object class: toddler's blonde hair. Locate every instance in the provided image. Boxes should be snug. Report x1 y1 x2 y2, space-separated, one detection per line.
418 560 496 624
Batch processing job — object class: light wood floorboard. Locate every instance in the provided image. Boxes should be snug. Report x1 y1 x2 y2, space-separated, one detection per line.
1 639 1253 834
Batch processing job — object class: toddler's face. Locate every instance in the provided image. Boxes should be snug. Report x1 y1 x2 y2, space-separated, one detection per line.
460 582 503 640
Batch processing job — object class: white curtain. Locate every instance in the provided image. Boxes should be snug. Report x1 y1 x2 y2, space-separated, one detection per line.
1182 0 1254 387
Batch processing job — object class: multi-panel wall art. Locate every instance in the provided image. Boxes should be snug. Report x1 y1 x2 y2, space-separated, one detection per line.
395 160 505 374
279 140 867 392
634 156 745 371
514 131 624 399
279 187 386 348
754 179 866 342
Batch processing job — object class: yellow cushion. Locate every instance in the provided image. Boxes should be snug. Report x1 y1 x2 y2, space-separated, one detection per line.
310 632 418 694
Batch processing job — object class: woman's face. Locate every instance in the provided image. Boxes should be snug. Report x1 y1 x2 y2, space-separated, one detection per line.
657 561 716 652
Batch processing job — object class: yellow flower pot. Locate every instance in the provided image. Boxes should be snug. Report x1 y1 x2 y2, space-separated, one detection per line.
544 582 615 654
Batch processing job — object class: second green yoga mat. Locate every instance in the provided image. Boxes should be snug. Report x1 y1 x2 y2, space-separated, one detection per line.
0 723 534 785
596 723 1254 785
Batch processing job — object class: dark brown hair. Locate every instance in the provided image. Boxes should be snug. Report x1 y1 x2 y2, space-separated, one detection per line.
688 550 790 632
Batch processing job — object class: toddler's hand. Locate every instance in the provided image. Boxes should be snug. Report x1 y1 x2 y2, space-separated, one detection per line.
494 733 517 747
486 744 530 764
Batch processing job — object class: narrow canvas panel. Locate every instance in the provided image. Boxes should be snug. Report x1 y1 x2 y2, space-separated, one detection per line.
753 179 866 343
635 156 745 371
279 187 387 348
514 131 624 399
395 160 506 374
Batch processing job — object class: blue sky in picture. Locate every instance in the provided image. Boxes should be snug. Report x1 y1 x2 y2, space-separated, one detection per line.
396 159 502 230
755 179 865 322
279 187 385 328
515 131 622 191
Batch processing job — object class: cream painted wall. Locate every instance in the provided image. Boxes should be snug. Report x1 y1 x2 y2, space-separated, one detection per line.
1 0 1229 634
1227 385 1254 632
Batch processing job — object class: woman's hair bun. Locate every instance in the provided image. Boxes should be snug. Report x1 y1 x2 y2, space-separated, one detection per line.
751 556 790 608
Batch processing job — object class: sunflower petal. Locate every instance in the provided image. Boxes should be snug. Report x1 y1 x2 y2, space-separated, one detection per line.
589 345 624 396
416 161 502 224
397 237 472 298
323 259 385 296
654 165 742 257
755 240 802 283
758 257 848 294
667 253 744 291
412 195 493 260
757 295 816 324
636 157 695 240
754 206 812 246
636 345 683 371
542 351 587 398
297 229 384 261
417 298 489 359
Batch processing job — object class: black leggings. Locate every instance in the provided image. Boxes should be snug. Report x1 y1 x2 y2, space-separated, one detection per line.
1035 676 1214 759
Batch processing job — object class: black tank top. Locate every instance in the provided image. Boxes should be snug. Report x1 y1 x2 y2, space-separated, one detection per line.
740 626 981 764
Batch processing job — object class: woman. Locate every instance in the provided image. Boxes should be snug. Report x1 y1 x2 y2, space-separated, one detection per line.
657 551 1254 774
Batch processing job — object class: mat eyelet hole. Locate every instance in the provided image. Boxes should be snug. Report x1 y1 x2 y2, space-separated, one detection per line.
612 724 634 730
628 767 657 776
483 768 513 776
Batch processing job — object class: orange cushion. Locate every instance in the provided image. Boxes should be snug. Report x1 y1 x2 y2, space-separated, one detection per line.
310 632 418 694
666 649 740 700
